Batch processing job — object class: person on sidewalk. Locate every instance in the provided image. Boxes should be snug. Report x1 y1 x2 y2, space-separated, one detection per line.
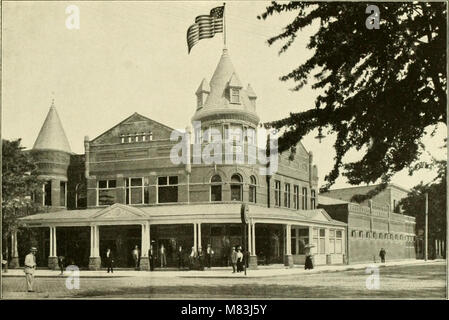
105 248 114 273
160 244 167 268
236 246 244 273
197 247 205 271
177 246 184 270
58 256 65 275
304 247 314 270
231 246 238 273
189 247 196 270
24 247 37 292
206 244 214 269
132 245 140 270
149 243 155 271
379 248 386 263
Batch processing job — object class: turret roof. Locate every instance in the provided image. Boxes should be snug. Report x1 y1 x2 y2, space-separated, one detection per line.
33 101 72 153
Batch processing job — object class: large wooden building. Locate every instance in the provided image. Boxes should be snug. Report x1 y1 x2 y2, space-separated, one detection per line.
13 49 415 270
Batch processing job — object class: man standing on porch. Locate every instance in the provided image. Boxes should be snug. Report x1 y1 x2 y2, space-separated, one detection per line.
160 244 167 268
24 247 37 292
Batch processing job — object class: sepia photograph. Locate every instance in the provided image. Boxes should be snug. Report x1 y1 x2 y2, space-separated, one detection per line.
0 0 447 304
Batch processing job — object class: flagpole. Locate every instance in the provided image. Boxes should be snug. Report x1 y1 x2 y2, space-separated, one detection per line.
223 2 227 48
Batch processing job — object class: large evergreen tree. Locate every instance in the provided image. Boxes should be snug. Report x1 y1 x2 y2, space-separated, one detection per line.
258 2 446 195
2 139 42 270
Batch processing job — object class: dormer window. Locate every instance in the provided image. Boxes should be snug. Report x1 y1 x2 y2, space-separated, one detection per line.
230 88 240 104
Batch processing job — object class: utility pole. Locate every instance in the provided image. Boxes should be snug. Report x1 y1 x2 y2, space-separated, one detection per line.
425 192 428 261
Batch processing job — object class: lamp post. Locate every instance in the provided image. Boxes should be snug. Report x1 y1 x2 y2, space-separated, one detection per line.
424 192 428 261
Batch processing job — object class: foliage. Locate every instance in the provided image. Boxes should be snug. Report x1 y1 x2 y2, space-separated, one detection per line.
258 2 446 193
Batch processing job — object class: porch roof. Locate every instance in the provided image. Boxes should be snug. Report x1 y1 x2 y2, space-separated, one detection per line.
19 203 347 228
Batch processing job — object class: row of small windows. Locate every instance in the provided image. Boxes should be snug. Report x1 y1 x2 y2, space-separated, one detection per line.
351 230 414 241
120 132 153 144
195 125 256 145
274 180 316 210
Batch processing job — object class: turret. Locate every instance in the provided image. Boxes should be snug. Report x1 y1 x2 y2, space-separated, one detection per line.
31 99 72 209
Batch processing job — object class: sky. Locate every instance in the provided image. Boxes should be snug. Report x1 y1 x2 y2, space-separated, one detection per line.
2 1 446 190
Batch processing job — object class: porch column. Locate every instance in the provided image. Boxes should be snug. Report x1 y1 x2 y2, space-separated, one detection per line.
247 223 252 254
9 230 20 268
284 224 293 267
140 222 150 270
193 223 198 252
88 225 101 270
325 228 331 265
248 221 257 269
198 223 202 251
48 226 58 269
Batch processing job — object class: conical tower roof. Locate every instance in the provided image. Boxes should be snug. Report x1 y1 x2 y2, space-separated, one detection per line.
33 100 72 153
192 49 259 125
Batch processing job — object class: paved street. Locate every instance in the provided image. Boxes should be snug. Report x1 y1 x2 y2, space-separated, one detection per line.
1 261 446 299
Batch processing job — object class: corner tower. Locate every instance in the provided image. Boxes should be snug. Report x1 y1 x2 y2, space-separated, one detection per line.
31 100 72 210
191 49 260 143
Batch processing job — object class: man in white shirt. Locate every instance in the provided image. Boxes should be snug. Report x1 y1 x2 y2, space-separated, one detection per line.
132 245 140 270
24 247 37 292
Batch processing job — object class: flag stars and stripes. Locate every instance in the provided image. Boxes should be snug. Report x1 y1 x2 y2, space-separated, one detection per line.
187 5 225 53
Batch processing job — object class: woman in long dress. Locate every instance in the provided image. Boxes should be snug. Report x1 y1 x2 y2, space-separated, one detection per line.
304 247 314 270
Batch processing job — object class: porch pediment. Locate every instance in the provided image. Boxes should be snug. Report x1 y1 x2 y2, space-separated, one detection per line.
92 203 148 220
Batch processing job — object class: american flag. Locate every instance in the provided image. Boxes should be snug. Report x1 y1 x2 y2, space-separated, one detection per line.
187 6 224 53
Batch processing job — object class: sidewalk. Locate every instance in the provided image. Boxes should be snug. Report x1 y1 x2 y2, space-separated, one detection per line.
2 259 443 279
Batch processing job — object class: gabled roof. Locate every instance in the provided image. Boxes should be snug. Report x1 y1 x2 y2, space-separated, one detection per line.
228 73 242 88
247 84 257 99
33 101 72 153
196 78 210 94
90 112 178 143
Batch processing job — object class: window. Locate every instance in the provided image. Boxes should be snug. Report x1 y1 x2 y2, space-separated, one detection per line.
373 232 377 239
210 175 222 202
125 178 144 205
312 228 319 255
43 180 52 206
229 125 243 143
284 183 291 208
302 187 308 210
120 135 125 143
366 231 371 238
210 126 222 142
230 88 240 104
359 231 364 238
335 230 343 253
319 229 325 254
246 128 256 145
292 185 299 210
249 176 256 203
274 180 281 207
352 230 357 237
329 230 336 254
158 176 178 203
311 189 316 209
230 174 243 201
98 180 116 206
60 181 66 207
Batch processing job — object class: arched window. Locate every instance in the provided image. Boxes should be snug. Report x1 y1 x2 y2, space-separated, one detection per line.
379 233 383 239
210 175 222 202
230 174 243 201
249 175 257 203
352 230 357 238
373 232 377 239
359 231 364 238
395 234 399 240
366 231 371 238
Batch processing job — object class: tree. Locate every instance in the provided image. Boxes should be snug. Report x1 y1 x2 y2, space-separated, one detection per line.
258 2 446 196
2 139 42 270
400 160 446 258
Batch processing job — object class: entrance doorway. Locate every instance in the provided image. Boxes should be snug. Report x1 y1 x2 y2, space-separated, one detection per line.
99 225 141 268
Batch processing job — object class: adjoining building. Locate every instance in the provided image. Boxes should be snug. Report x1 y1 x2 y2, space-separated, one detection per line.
13 49 415 270
319 185 416 263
